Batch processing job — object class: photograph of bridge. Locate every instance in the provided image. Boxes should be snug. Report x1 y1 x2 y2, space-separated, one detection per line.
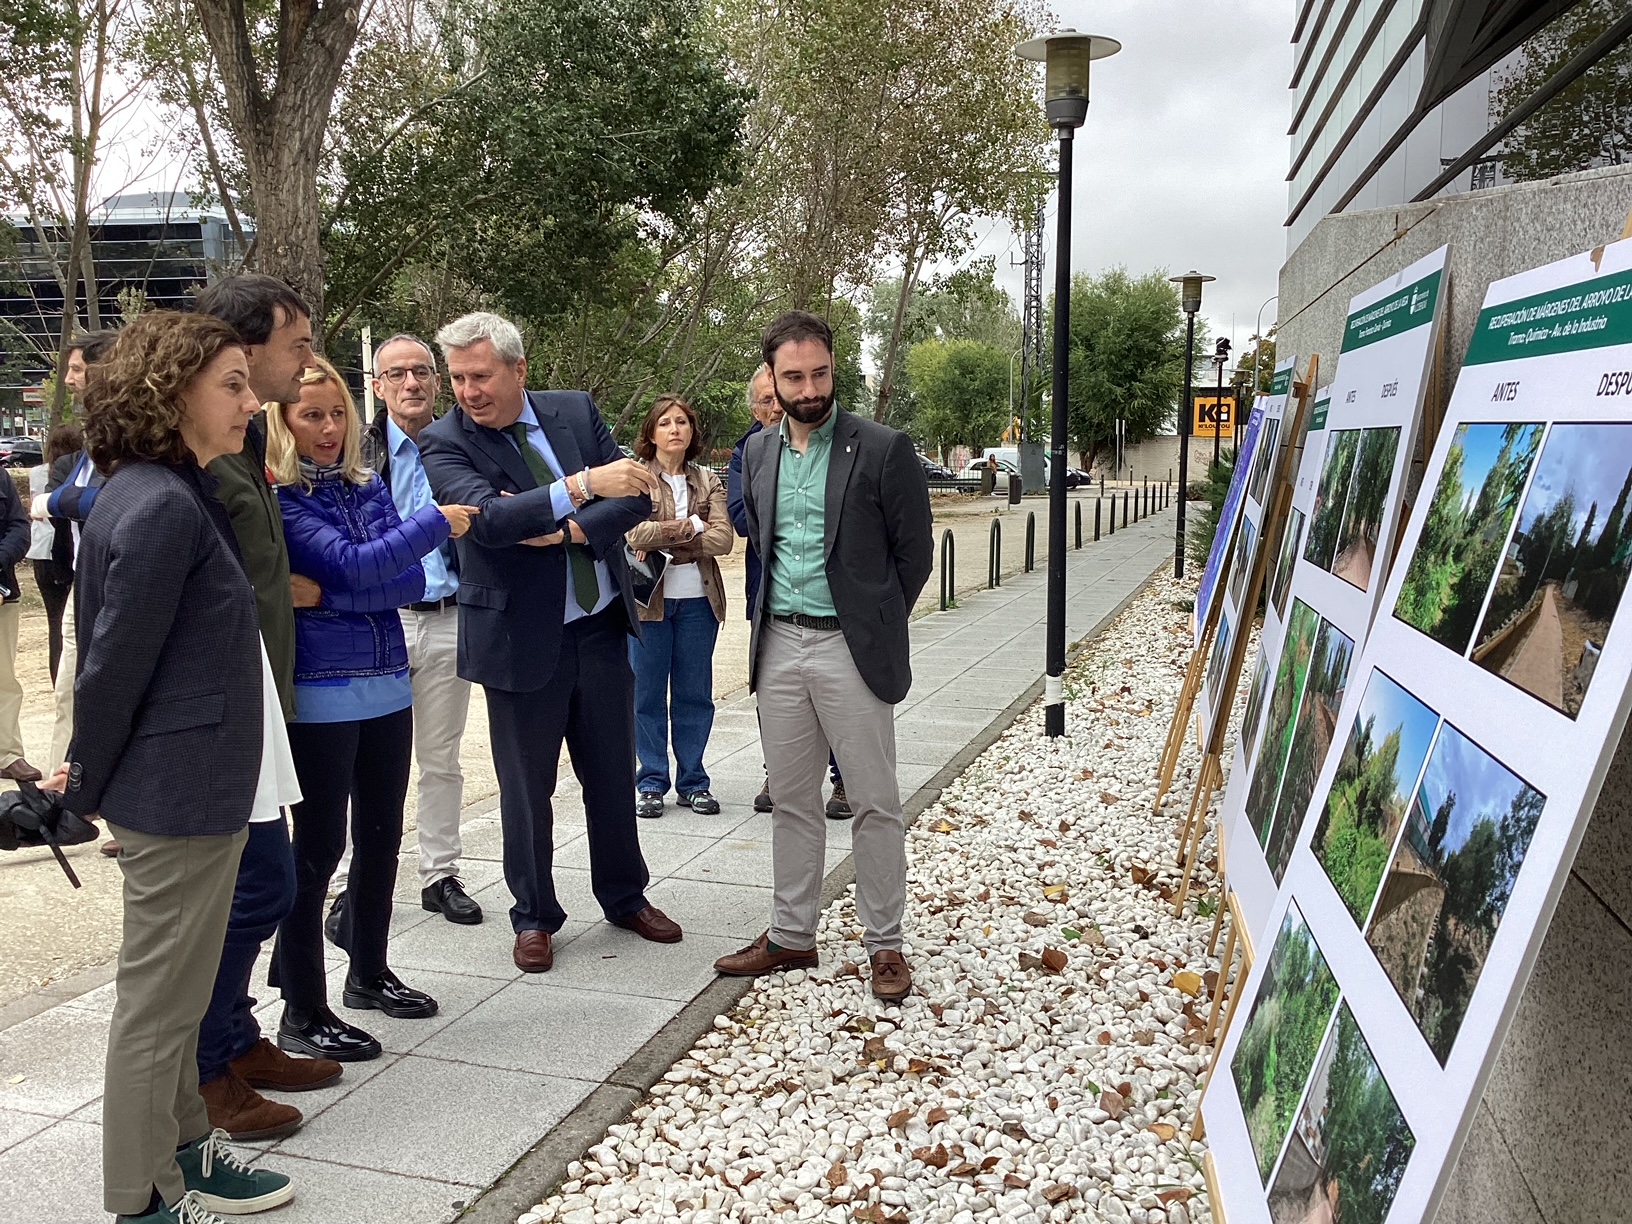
1471 423 1632 717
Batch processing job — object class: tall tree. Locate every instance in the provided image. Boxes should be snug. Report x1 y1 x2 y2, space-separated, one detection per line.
1493 0 1632 181
904 337 1011 455
192 0 365 328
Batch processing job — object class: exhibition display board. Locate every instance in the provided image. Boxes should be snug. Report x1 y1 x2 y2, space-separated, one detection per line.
1207 238 1632 1224
1194 397 1269 649
1221 247 1451 940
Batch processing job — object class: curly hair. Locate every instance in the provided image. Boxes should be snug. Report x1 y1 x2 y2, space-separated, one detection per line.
634 393 704 463
82 311 246 471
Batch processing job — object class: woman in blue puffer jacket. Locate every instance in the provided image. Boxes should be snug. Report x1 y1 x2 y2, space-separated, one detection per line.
266 358 478 1063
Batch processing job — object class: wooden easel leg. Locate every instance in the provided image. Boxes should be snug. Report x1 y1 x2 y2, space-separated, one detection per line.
1207 886 1227 954
1155 650 1203 810
1204 917 1238 1044
1172 754 1220 915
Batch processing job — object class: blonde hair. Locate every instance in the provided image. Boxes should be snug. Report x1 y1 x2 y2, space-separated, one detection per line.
266 356 371 489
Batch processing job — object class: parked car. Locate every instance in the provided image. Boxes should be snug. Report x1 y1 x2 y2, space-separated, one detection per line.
960 457 1019 492
917 455 955 480
0 437 41 466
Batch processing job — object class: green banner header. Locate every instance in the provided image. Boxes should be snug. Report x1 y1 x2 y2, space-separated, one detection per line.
1342 268 1443 352
1270 367 1293 396
1465 266 1632 365
1310 397 1330 431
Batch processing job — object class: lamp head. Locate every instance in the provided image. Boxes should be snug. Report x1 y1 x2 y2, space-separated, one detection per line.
1014 29 1121 131
1169 270 1214 315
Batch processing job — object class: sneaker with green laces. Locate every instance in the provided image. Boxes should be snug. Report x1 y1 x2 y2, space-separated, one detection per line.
176 1129 294 1214
116 1190 230 1223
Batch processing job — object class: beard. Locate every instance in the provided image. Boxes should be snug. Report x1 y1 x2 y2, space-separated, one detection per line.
776 384 834 425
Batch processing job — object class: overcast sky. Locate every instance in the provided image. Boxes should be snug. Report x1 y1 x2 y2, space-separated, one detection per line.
958 0 1294 360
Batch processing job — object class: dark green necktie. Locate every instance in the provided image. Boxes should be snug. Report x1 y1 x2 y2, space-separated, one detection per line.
508 422 598 613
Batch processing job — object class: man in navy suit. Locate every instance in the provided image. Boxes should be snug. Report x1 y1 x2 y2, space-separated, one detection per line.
419 312 682 971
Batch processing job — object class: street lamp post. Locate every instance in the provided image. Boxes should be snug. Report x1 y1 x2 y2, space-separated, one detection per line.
1169 270 1213 579
1016 27 1120 738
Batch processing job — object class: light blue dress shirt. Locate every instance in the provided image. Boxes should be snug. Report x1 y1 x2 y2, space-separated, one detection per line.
385 418 458 602
507 399 617 621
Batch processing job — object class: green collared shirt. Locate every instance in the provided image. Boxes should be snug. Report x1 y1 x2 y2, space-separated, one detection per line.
766 410 837 617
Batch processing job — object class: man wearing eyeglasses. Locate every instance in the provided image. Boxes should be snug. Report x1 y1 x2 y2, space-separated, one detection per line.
347 334 481 926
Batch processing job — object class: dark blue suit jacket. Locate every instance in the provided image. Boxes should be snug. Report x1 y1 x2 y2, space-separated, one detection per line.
726 420 763 620
419 390 651 693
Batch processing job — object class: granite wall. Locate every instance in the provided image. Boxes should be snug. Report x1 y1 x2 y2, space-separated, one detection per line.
1276 165 1632 1224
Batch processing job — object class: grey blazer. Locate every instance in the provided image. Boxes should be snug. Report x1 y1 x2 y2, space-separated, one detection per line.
742 406 933 704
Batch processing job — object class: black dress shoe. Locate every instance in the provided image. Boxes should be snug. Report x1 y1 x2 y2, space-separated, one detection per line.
324 893 345 946
278 1005 381 1062
421 876 483 925
342 968 439 1019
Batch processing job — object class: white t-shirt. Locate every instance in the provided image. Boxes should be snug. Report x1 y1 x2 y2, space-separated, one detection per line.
249 637 302 823
661 471 707 601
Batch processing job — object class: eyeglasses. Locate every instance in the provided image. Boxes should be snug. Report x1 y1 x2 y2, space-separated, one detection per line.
378 364 436 385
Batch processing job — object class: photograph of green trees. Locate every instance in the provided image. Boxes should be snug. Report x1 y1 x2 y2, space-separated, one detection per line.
1305 431 1361 571
1230 515 1259 610
1394 423 1545 653
1233 905 1342 1183
1263 620 1358 883
1272 509 1306 618
1242 652 1271 765
1267 1003 1415 1224
1207 610 1235 721
1248 601 1322 845
1470 423 1632 717
1364 723 1546 1063
1312 670 1441 926
1250 415 1282 505
1302 428 1403 591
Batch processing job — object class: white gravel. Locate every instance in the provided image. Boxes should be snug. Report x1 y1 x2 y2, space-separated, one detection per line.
519 576 1234 1224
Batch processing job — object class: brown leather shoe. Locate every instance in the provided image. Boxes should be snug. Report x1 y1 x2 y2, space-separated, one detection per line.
99 839 121 858
0 758 42 783
514 930 554 972
230 1036 341 1091
611 905 682 944
200 1068 303 1141
714 931 818 976
870 950 912 1002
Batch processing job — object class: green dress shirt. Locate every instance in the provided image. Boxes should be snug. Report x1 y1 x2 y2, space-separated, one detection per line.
766 411 838 617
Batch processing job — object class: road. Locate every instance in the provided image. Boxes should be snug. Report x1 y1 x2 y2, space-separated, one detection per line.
1497 583 1566 709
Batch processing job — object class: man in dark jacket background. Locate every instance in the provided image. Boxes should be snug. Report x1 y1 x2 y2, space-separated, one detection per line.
727 363 849 821
0 463 36 783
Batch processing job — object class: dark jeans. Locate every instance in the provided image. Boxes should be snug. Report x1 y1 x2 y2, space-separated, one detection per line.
32 560 70 683
197 818 296 1084
271 706 413 1010
486 607 650 933
630 596 720 796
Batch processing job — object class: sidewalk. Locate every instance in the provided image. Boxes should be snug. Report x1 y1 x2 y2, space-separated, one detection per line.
0 506 1178 1224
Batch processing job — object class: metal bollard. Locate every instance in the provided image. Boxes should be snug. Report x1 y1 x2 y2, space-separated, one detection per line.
1099 475 1105 499
988 519 1002 588
1025 511 1036 572
1124 490 1130 525
939 529 955 612
1074 500 1083 550
1094 498 1102 541
1109 495 1116 535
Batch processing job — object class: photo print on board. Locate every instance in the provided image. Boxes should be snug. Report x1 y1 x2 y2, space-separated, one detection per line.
1394 423 1545 653
1266 1003 1415 1224
1232 904 1342 1184
1249 415 1282 505
1247 601 1321 847
1206 609 1235 721
1312 670 1441 927
1230 515 1259 611
1271 508 1306 619
1242 652 1271 765
1362 722 1545 1064
1469 423 1632 718
1261 619 1358 883
1303 428 1403 592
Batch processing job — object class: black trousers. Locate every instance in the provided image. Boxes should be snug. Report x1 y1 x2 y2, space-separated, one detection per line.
271 706 413 1010
486 608 650 933
33 560 70 683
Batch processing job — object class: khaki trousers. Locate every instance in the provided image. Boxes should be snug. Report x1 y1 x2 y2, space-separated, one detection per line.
757 619 906 953
48 596 75 770
0 600 24 767
102 821 247 1215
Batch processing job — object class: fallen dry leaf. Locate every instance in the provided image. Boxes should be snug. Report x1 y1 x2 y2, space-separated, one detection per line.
980 1155 1001 1171
1043 1184 1074 1204
1098 1090 1125 1120
1173 970 1204 997
1117 1081 1134 1098
1018 951 1044 971
827 1162 848 1188
1040 947 1069 974
1133 1030 1156 1046
931 819 956 834
887 1107 911 1129
1158 1188 1195 1205
1058 819 1072 833
911 1143 949 1169
1037 837 1058 849
1022 910 1052 927
1099 791 1121 805
838 961 863 979
1076 767 1094 780
1042 882 1069 901
927 1106 950 1125
1097 1030 1113 1045
1130 864 1152 885
949 1163 978 1178
1003 1173 1031 1189
976 888 990 902
864 1037 888 1060
1147 1123 1177 1142
1080 927 1106 947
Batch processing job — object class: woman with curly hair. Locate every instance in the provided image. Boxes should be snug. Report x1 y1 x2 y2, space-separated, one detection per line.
264 357 477 1061
42 310 296 1223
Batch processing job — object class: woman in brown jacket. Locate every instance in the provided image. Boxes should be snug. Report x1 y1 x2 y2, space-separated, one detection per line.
626 394 734 818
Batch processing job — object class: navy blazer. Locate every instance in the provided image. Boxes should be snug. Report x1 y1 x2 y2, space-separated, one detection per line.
419 390 651 693
64 461 262 836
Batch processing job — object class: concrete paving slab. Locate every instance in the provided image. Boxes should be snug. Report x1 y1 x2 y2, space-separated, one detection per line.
0 1119 103 1224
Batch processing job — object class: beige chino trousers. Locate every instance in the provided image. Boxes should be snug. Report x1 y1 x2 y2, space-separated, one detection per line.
757 618 906 954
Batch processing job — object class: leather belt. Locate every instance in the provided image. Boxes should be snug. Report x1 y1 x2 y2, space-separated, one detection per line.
773 612 841 631
408 595 458 613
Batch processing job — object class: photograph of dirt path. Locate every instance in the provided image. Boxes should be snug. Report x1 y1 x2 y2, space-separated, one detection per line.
1267 1003 1416 1224
1394 422 1544 653
1471 423 1632 717
1233 905 1343 1183
1364 722 1546 1063
1312 669 1441 926
1263 619 1357 883
1248 600 1322 844
1302 428 1402 592
1272 508 1306 617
